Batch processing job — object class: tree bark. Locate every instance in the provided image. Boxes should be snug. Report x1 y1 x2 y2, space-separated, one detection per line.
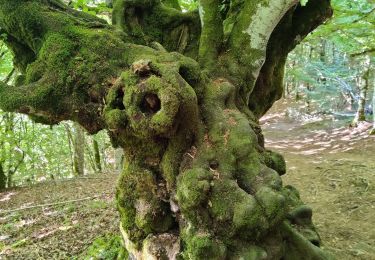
353 58 371 126
0 162 5 191
371 82 375 135
93 138 102 172
73 123 85 176
64 123 76 175
0 0 333 258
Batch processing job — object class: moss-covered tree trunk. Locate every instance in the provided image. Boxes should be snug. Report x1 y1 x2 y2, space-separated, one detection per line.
0 0 333 258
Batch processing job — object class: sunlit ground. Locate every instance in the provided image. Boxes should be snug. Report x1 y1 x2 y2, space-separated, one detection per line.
262 99 375 259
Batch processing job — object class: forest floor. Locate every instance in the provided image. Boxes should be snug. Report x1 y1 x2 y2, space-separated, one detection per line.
0 100 374 259
0 176 120 259
262 100 375 260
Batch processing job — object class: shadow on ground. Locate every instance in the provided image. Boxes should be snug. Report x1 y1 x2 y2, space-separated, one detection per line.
262 100 375 260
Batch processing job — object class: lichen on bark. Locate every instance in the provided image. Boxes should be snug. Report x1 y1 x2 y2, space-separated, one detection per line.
0 0 333 259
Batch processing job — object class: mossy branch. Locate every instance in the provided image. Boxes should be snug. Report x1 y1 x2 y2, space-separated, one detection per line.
249 0 333 117
161 0 181 10
198 0 223 72
216 0 299 103
112 0 201 57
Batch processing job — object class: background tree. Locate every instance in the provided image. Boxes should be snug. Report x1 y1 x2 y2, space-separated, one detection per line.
371 84 375 135
352 56 371 126
73 122 86 176
0 0 333 259
1 38 117 185
284 0 374 122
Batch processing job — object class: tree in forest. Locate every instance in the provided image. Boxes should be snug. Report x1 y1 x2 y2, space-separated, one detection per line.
371 84 375 135
73 122 86 176
88 136 103 173
283 0 374 119
0 0 333 258
349 54 373 126
0 162 5 190
0 112 26 190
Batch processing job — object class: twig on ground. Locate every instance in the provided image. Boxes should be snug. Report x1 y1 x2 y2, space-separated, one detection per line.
327 178 343 182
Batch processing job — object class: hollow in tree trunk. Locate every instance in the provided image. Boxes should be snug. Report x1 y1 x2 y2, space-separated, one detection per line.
0 0 333 258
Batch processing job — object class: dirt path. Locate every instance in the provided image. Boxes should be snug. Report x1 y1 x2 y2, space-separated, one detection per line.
262 106 375 259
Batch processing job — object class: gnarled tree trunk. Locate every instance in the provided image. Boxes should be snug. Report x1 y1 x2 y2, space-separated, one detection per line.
0 0 333 258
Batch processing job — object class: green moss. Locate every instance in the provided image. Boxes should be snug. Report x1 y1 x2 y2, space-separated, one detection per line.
112 0 200 58
263 150 286 175
232 202 265 239
255 187 287 226
104 109 127 130
161 0 181 10
80 234 127 260
183 233 227 260
122 73 181 138
177 168 211 212
116 163 174 248
198 0 224 72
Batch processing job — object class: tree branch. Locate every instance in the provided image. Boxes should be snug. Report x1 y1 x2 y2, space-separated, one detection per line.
249 0 333 117
0 0 202 137
198 0 223 71
224 0 299 102
162 0 181 10
351 48 375 57
0 0 127 132
9 148 25 176
2 68 15 84
112 0 201 57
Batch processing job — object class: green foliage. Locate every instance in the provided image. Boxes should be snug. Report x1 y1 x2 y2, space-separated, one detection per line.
178 0 198 11
0 41 13 79
0 40 119 187
284 0 374 114
0 109 119 187
70 0 112 16
301 0 374 56
0 111 71 185
300 0 309 6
